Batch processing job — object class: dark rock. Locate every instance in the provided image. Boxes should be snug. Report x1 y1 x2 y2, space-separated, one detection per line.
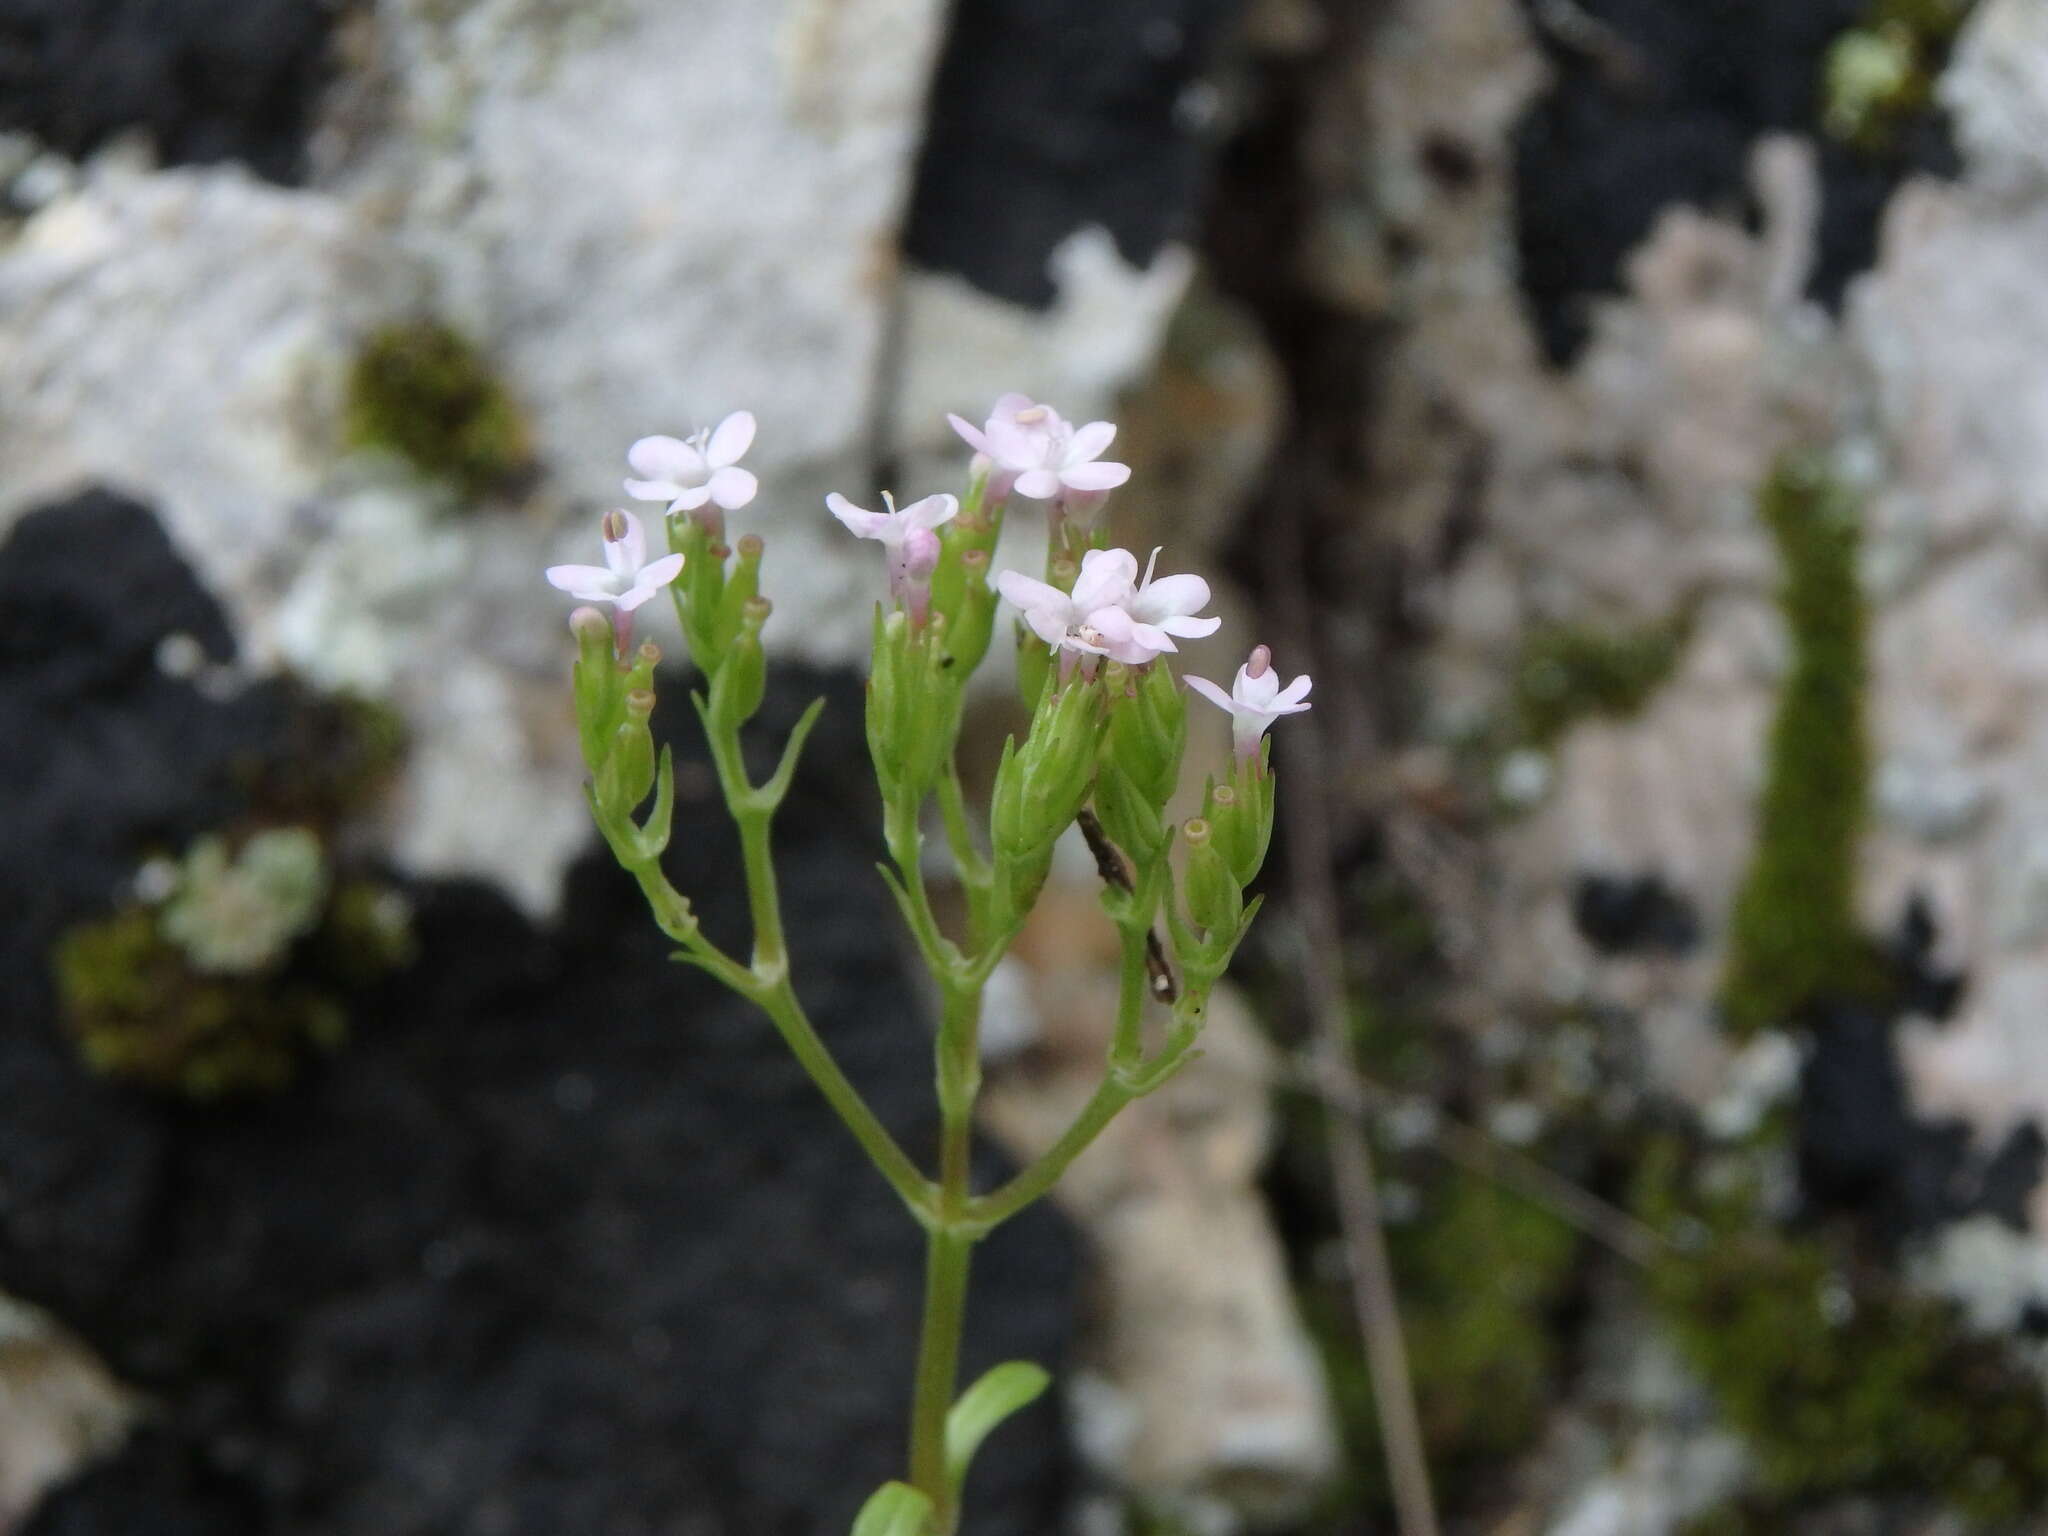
903 0 1246 306
1511 0 1961 364
1797 999 2044 1244
0 0 339 185
1 492 1076 1535
1571 871 1700 955
1888 890 1965 1021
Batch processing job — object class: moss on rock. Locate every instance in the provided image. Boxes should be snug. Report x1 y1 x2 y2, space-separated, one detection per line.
1639 1139 2048 1525
1823 0 1976 153
53 830 413 1101
1509 609 1693 750
1720 458 1875 1037
54 904 346 1099
343 320 532 500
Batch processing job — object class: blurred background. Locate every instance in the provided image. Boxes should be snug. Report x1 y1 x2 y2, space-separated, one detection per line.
4 0 2047 1532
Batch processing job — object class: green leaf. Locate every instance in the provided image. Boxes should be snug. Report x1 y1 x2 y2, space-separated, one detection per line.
944 1360 1052 1497
849 1481 934 1536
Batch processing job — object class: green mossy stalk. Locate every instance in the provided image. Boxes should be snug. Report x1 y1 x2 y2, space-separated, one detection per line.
1720 458 1873 1036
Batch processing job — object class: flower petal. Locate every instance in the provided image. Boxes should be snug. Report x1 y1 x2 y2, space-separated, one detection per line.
706 410 756 467
827 492 893 541
1131 572 1210 621
1125 620 1179 655
1012 468 1062 500
1156 613 1221 639
1024 607 1071 649
948 413 992 455
902 493 959 531
611 509 649 574
638 551 685 590
673 484 712 512
629 435 704 482
707 466 758 510
991 392 1036 421
996 570 1066 614
1067 420 1117 463
1059 460 1131 491
1184 675 1234 713
545 564 620 601
1276 674 1314 709
624 477 684 503
1071 547 1138 612
1235 662 1281 709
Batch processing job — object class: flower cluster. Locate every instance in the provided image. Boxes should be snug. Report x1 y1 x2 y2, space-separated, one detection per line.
544 395 1313 765
544 390 1315 1536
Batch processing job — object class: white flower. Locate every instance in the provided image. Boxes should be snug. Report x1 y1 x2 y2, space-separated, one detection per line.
995 546 1215 667
948 393 1057 465
1186 645 1313 760
545 509 685 612
624 411 759 515
949 395 1131 502
827 490 959 619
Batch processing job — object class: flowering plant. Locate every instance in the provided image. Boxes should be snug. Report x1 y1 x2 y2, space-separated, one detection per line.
550 396 1307 1534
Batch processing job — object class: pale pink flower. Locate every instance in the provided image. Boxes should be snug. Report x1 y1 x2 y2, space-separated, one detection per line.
949 395 1131 503
827 490 959 621
545 509 684 613
996 546 1214 667
624 411 759 517
1186 645 1313 761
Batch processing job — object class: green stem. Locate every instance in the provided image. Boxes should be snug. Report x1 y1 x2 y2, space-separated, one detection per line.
910 981 984 1530
757 977 935 1221
885 791 960 977
937 759 993 947
965 917 1179 1232
1109 911 1151 1068
965 1073 1133 1233
651 703 935 1221
908 1225 974 1529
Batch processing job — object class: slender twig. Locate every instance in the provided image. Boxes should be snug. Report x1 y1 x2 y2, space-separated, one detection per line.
1265 1056 1666 1268
1265 490 1441 1536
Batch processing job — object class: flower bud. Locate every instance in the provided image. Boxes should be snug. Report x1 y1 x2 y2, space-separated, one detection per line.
570 608 627 770
1205 763 1276 889
1015 627 1053 712
868 606 957 800
945 548 997 678
1182 817 1244 938
710 595 770 731
1092 759 1166 869
992 674 1107 919
714 532 764 653
672 515 727 668
1105 659 1186 816
599 688 658 810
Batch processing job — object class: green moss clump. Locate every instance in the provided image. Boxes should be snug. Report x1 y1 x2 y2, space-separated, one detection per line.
1822 0 1974 153
1309 1170 1580 1517
1638 1141 2048 1526
1510 609 1692 749
1720 459 1875 1037
343 321 532 500
52 835 414 1101
54 907 346 1099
